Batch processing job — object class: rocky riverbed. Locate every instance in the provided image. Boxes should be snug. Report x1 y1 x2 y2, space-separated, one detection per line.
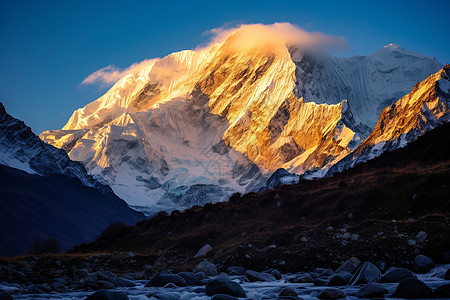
0 253 449 299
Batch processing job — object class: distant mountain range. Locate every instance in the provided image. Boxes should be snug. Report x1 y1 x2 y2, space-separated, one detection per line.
0 103 144 256
39 26 446 215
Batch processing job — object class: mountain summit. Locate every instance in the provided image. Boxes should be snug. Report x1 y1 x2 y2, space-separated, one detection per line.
40 27 443 214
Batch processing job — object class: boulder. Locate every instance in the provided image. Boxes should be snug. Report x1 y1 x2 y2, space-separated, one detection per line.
350 262 381 285
326 274 347 286
246 270 276 282
336 257 361 274
380 267 416 283
114 277 136 287
279 287 298 297
193 261 218 276
177 272 199 285
85 289 129 300
413 254 435 274
96 271 117 282
205 278 246 298
145 273 187 287
336 271 352 282
51 281 67 293
226 266 246 276
194 244 212 258
267 269 282 280
318 288 346 299
433 283 450 298
392 278 432 298
211 295 238 300
357 283 388 298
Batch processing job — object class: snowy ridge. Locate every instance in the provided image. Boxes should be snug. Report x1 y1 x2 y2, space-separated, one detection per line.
327 64 450 176
40 27 444 214
291 44 442 126
0 102 110 193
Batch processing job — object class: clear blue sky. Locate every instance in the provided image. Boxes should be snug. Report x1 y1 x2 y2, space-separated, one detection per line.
1 0 449 134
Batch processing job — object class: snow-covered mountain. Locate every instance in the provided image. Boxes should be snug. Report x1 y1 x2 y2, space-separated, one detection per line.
0 103 145 255
40 27 443 214
0 102 109 193
327 64 450 176
292 44 442 126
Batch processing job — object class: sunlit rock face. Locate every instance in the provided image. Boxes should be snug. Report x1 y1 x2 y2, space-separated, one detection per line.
327 64 450 176
40 27 442 214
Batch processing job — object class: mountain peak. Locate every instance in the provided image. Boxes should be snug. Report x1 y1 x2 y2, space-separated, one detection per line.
383 43 404 50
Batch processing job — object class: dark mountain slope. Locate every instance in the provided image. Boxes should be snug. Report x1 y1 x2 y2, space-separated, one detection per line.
0 164 144 256
73 122 450 272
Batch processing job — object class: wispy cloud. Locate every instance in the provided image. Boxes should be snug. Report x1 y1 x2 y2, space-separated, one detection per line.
82 23 348 88
81 59 156 88
202 22 348 53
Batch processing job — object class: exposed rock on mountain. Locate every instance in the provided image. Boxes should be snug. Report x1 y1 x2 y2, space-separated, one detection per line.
40 27 442 213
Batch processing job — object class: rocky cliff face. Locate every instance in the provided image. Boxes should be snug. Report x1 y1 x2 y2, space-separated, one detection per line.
39 27 443 214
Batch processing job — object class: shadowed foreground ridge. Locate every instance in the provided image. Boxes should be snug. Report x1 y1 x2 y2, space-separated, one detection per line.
73 121 450 272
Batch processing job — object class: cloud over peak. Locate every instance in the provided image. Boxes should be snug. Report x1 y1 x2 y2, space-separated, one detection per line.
81 23 347 88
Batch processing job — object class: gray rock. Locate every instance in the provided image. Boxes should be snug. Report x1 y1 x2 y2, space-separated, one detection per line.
211 295 238 300
336 257 361 274
193 261 218 276
413 254 435 273
177 272 199 286
279 287 298 297
226 266 246 276
196 271 206 280
392 278 432 298
205 278 246 297
375 261 387 272
289 275 314 283
114 277 136 287
415 231 427 243
350 262 381 285
246 270 276 282
318 288 346 299
85 289 129 300
337 271 352 282
357 283 388 298
0 292 12 300
326 274 348 286
96 271 117 282
194 244 212 258
266 269 282 280
381 267 416 283
51 281 68 293
433 283 450 298
145 273 187 287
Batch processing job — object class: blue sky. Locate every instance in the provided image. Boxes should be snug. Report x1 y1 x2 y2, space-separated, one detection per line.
1 0 449 134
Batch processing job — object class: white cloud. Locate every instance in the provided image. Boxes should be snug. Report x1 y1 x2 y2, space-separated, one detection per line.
81 59 156 88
